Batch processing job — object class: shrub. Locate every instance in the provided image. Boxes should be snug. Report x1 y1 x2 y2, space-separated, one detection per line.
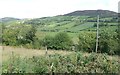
78 32 96 52
52 32 73 50
99 30 119 55
78 30 119 55
41 35 53 49
41 32 73 50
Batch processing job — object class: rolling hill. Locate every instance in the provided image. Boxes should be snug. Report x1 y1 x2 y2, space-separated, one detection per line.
64 10 117 17
23 10 117 33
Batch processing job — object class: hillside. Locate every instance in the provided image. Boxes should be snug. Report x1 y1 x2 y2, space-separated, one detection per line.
0 17 20 23
64 10 117 17
23 11 117 34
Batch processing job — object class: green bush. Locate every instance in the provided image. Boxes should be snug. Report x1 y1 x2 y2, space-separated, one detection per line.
53 32 73 50
78 30 119 55
41 32 73 50
41 35 54 49
99 30 119 55
78 32 96 52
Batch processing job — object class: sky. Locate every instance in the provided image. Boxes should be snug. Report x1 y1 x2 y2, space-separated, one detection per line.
0 0 119 18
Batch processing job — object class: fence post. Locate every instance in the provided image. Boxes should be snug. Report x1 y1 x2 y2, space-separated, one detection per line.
45 46 48 55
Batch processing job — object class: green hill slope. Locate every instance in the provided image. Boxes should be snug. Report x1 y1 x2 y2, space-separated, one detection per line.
64 10 117 17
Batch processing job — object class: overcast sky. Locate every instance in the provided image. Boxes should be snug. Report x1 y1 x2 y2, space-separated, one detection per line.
0 0 119 18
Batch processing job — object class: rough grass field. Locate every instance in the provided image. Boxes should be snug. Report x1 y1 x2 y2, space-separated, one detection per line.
1 46 119 62
1 46 74 61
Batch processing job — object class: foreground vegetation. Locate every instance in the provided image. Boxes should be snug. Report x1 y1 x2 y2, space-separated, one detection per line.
2 51 120 73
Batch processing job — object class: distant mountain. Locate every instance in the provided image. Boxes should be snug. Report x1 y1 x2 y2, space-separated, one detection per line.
0 17 20 22
64 10 117 17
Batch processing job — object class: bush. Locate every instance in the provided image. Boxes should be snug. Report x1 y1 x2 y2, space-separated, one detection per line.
41 32 73 50
52 32 73 50
99 30 119 55
41 35 54 49
78 30 119 55
78 32 96 52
